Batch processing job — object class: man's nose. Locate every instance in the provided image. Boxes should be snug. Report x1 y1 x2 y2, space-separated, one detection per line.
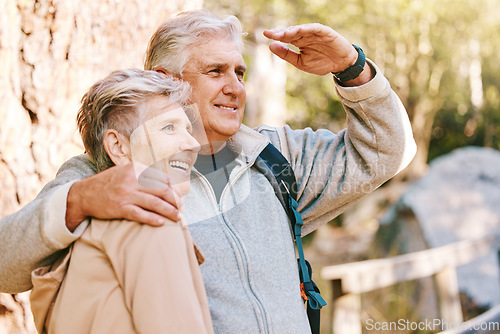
222 73 244 96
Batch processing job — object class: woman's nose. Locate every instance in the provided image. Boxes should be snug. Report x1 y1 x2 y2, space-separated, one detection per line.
180 132 200 153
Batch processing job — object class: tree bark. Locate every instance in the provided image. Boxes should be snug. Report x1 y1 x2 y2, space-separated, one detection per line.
0 0 202 332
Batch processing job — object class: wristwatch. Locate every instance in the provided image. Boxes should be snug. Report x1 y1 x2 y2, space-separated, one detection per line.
332 45 366 82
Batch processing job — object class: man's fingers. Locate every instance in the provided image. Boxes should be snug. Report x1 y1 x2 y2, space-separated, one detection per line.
269 42 300 68
138 166 170 188
138 178 169 191
135 165 182 222
264 24 328 43
138 182 180 209
132 191 181 222
264 27 300 43
122 205 171 227
263 28 281 40
69 163 183 227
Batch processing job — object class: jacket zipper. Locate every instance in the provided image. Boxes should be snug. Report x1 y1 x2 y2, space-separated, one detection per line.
194 166 270 334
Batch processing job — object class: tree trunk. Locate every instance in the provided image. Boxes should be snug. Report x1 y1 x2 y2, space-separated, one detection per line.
0 0 202 332
245 28 288 128
404 97 440 180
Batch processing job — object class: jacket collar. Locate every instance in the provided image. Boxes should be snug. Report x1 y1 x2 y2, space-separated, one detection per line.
226 124 269 164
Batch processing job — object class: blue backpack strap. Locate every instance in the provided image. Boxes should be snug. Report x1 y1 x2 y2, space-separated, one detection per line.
257 143 327 334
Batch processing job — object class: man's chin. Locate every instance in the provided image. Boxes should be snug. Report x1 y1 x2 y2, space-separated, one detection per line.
210 124 241 142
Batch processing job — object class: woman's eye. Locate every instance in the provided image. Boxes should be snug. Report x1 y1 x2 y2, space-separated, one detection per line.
162 124 175 132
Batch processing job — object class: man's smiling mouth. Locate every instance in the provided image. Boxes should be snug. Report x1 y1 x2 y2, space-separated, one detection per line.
214 104 237 111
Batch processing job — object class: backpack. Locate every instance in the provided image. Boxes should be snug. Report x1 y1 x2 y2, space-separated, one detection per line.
255 143 327 334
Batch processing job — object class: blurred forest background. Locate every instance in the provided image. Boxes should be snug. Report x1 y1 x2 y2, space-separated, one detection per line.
1 0 499 333
204 0 500 179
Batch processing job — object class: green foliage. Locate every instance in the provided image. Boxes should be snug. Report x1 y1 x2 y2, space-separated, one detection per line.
204 0 500 162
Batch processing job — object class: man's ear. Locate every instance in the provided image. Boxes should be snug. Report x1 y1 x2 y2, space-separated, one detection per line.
154 66 181 79
103 129 131 166
154 66 171 75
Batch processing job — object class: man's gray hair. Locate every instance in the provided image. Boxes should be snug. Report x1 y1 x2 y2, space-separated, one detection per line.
77 69 191 171
144 10 243 75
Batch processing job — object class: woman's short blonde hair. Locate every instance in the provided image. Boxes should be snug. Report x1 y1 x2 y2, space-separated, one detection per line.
144 10 244 75
77 69 190 171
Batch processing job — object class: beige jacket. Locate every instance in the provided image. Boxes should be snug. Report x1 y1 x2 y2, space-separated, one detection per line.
30 218 213 334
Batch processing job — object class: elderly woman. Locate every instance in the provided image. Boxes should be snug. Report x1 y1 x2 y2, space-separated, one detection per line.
29 69 213 334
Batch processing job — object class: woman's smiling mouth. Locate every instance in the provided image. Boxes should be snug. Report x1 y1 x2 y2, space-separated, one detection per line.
169 160 191 172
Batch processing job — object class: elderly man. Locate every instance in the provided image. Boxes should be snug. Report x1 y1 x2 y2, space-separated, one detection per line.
0 10 416 334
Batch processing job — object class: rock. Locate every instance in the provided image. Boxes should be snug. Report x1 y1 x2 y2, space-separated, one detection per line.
379 146 500 311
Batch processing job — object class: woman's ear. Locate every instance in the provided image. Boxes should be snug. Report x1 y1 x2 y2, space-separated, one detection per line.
103 129 131 166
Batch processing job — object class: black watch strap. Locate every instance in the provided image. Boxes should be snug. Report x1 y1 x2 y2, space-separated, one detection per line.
332 45 366 82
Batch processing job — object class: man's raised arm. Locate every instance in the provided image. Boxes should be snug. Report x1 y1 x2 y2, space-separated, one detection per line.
261 23 416 234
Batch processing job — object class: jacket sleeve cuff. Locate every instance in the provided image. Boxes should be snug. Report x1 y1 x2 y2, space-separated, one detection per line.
44 180 89 248
335 59 388 103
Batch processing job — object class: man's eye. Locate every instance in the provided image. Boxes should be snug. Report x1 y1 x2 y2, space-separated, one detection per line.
208 69 221 74
236 71 245 80
162 124 175 132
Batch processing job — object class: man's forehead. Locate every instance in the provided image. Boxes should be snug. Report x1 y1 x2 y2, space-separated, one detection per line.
187 38 245 67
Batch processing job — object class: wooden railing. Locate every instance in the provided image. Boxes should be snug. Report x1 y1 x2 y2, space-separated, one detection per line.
321 233 500 334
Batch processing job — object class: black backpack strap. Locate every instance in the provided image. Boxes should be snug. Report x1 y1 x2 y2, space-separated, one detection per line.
256 143 326 334
257 143 297 219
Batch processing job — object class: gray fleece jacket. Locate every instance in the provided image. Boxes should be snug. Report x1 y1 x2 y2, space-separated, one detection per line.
0 61 416 333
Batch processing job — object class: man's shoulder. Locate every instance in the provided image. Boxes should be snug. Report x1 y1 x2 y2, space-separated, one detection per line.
253 124 279 136
252 124 308 160
34 154 97 197
56 154 97 178
252 124 283 149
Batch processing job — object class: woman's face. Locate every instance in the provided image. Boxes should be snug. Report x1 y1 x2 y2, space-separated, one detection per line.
129 96 200 196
